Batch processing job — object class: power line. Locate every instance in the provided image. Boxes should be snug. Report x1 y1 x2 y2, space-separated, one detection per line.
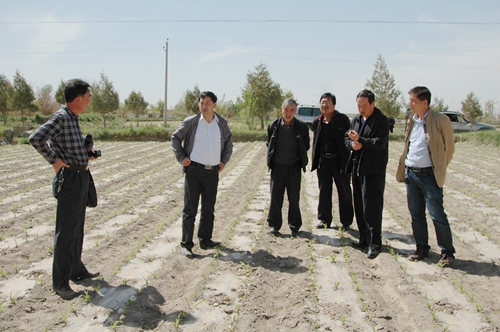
0 19 499 25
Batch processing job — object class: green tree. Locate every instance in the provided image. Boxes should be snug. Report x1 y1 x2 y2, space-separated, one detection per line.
431 96 449 112
90 72 119 127
36 84 58 115
461 91 482 125
55 80 66 105
0 74 13 126
11 70 37 125
241 63 282 130
184 84 200 115
124 90 149 125
365 53 402 119
484 99 496 122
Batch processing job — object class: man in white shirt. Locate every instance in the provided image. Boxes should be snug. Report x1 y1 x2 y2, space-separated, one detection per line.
171 91 233 258
396 86 455 266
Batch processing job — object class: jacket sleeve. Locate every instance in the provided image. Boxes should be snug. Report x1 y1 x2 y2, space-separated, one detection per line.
441 116 455 166
220 119 233 165
345 118 355 151
171 118 190 163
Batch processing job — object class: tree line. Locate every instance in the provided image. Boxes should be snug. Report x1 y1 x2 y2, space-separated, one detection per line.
1 54 497 129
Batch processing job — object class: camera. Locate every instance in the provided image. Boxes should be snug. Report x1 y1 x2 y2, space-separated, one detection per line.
88 150 101 158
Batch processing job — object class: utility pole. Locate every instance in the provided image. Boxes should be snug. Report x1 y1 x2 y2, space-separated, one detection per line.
163 40 169 124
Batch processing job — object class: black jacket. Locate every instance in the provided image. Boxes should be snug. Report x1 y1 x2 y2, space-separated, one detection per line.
311 110 351 172
344 107 389 175
266 117 310 172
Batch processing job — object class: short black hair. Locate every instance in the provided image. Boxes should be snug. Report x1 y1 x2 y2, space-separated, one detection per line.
64 79 91 103
199 91 217 103
356 89 375 104
319 92 336 104
408 86 431 105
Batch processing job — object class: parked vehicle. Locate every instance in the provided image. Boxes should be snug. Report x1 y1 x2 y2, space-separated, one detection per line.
441 111 496 132
295 105 321 129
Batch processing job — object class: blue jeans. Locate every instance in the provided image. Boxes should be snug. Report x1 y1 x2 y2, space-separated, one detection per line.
406 167 455 256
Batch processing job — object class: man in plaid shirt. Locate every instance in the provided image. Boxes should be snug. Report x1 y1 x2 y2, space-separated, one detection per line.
29 79 100 300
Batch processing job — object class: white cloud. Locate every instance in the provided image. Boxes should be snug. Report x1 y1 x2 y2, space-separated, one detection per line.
199 45 249 63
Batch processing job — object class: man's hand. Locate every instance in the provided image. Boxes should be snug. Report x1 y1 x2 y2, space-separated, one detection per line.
348 130 360 142
53 159 69 174
181 157 191 167
352 141 363 151
218 162 225 173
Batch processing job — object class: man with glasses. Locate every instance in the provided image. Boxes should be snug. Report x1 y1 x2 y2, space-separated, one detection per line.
311 93 353 230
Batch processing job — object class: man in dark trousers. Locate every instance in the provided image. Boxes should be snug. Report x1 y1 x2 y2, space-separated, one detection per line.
172 91 233 258
266 98 310 236
345 90 389 259
311 92 353 230
29 79 100 300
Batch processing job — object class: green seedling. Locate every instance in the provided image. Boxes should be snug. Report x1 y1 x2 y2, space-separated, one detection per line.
81 291 92 304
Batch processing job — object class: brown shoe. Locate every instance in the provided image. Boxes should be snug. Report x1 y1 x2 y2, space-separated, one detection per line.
54 286 78 300
439 254 455 267
409 248 428 261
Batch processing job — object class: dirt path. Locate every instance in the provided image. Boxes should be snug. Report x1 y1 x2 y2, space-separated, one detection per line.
0 140 499 331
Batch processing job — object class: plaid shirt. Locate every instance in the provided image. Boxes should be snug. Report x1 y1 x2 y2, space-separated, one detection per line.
29 106 88 166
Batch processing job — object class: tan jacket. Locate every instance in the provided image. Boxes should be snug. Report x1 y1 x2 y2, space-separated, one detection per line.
396 109 455 188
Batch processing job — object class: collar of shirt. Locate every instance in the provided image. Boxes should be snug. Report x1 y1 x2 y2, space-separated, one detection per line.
199 113 219 125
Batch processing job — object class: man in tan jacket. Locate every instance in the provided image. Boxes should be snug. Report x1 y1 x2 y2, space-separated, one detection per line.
396 86 455 266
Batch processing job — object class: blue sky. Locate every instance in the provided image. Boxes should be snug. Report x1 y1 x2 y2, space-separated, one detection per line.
1 1 499 114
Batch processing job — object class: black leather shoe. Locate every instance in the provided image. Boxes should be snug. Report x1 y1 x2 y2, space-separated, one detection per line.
268 227 278 234
199 240 221 250
180 246 194 258
54 286 78 300
340 225 350 231
351 241 368 250
71 271 100 282
367 245 380 259
291 230 300 237
316 222 331 229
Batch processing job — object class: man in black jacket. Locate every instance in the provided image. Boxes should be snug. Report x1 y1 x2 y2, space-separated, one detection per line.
345 90 389 259
311 93 353 230
266 98 310 236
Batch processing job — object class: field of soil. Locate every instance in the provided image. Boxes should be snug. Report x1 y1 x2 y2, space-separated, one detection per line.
0 139 499 332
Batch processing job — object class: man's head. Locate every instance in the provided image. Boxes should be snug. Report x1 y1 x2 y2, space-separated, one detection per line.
408 86 431 114
281 98 297 125
65 79 91 114
320 92 336 117
356 89 376 120
199 91 217 119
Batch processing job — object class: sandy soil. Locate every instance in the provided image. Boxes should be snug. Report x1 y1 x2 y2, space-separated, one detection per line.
0 139 499 332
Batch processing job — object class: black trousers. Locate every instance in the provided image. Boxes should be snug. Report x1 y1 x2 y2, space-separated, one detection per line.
181 165 219 250
53 169 90 290
316 157 353 227
267 163 302 232
352 169 385 247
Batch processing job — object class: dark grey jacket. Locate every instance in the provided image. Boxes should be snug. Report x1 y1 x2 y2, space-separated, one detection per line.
171 113 233 172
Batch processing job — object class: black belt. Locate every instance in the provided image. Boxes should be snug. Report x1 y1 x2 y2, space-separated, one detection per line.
320 153 338 159
65 165 89 171
406 166 432 173
190 161 219 171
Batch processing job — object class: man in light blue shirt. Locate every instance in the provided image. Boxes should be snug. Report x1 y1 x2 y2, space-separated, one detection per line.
397 86 455 267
